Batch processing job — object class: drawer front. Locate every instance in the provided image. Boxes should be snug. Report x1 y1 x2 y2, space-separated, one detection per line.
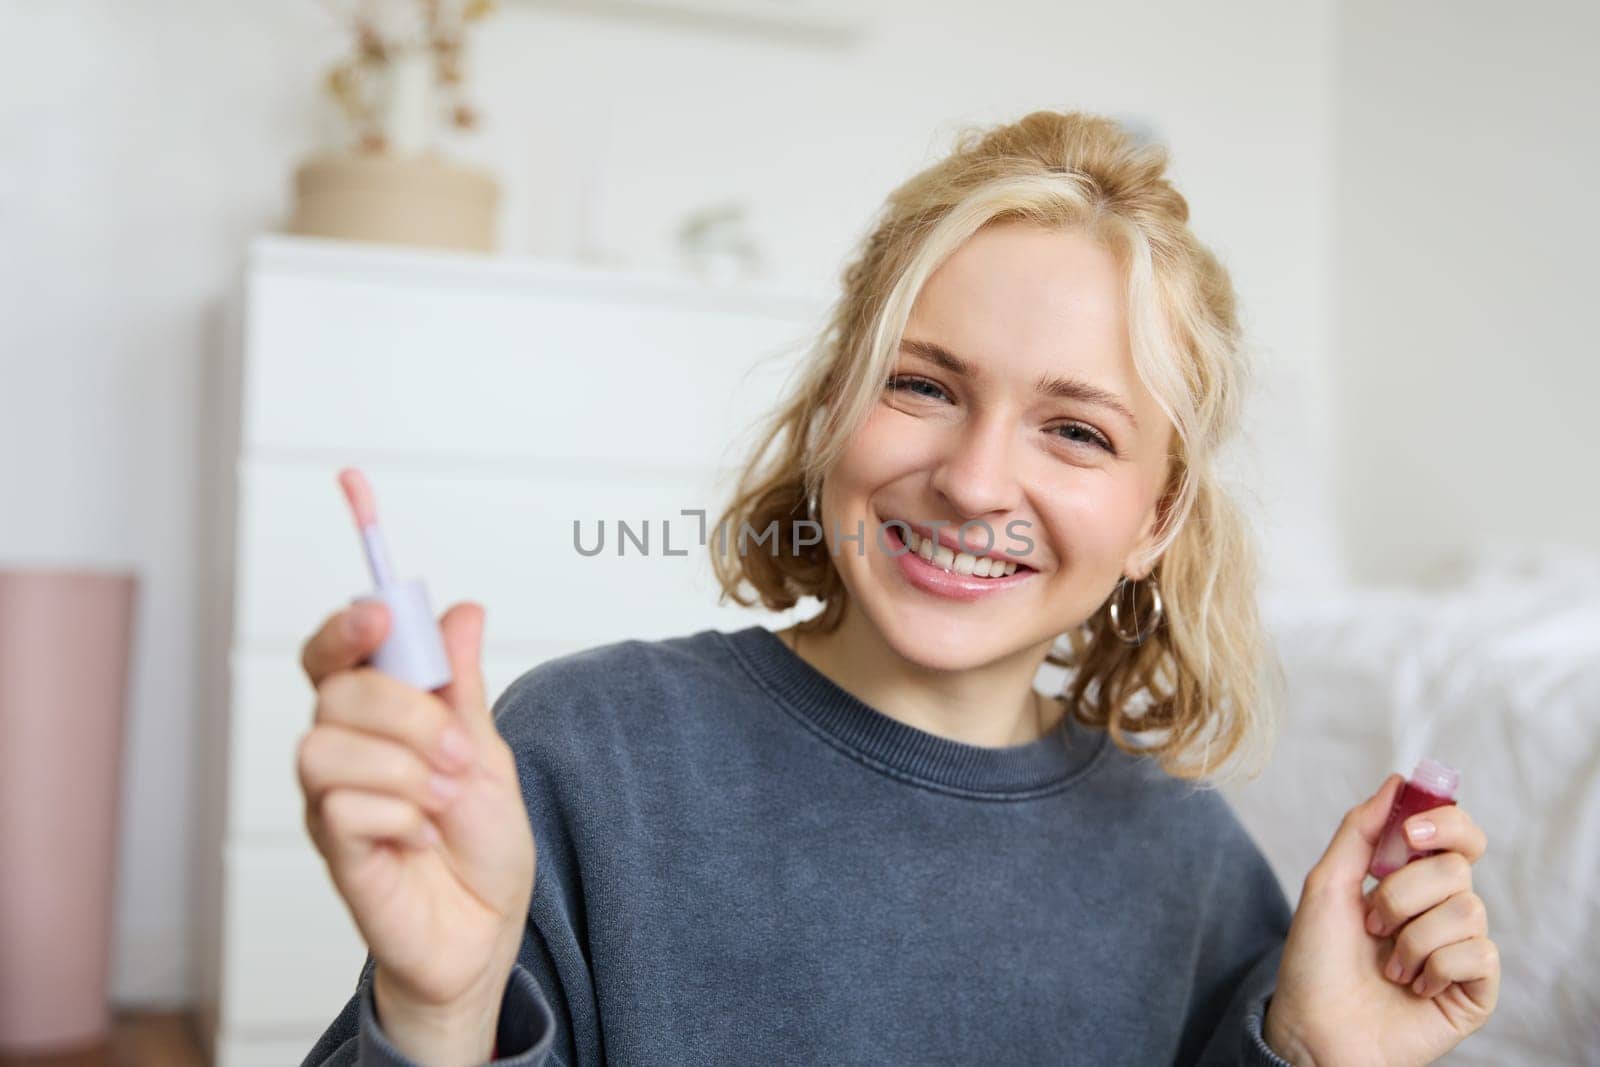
219 841 367 1034
214 1032 336 1067
233 459 790 648
243 267 824 471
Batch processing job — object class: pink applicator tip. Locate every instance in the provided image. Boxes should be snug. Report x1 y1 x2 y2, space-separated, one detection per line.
335 465 452 691
338 467 379 528
338 466 395 588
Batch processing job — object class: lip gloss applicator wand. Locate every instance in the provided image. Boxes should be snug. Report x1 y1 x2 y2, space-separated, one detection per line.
338 467 453 692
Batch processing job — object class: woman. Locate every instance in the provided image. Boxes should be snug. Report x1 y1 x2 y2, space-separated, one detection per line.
298 111 1499 1066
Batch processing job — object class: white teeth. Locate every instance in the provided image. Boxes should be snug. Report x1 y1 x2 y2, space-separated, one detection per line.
903 528 1021 578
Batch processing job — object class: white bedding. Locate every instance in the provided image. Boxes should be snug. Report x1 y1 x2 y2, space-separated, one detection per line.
1222 544 1600 1064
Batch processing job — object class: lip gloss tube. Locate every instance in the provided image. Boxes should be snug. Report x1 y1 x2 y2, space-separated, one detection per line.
1368 757 1461 880
338 467 453 692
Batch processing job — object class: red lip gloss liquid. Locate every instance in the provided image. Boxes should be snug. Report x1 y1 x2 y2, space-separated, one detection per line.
1368 757 1461 880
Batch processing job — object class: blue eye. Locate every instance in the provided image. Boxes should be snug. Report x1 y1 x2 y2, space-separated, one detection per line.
885 374 949 402
1051 422 1116 454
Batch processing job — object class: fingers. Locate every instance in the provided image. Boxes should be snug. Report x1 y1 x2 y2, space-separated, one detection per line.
301 602 392 687
1412 935 1501 1007
1360 800 1497 1007
313 667 476 775
298 724 468 818
1365 850 1474 938
311 788 440 862
1400 803 1487 865
435 602 490 730
1380 890 1489 988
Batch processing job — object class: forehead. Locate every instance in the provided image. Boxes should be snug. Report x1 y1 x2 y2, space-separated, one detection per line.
905 222 1134 385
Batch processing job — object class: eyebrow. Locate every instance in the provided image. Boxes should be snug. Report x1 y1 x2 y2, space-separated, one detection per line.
898 337 1140 430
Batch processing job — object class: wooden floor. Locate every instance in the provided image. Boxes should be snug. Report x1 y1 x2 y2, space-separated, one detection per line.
0 1014 204 1067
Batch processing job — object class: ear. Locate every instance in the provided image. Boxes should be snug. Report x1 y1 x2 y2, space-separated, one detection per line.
1121 520 1159 581
1123 475 1178 580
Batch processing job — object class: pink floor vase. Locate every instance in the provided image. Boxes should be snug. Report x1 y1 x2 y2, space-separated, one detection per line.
0 569 138 1053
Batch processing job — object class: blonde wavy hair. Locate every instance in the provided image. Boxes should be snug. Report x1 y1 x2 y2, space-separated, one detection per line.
708 109 1283 785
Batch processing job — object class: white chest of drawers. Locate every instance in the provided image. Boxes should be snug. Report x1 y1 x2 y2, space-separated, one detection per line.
197 235 826 1065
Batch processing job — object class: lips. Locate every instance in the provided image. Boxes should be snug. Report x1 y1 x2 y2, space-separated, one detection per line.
881 524 1040 601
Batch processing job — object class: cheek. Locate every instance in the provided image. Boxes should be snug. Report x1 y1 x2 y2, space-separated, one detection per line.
836 405 929 490
1037 477 1152 566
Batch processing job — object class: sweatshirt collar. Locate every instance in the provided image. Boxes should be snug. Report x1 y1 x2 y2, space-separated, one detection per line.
720 624 1109 799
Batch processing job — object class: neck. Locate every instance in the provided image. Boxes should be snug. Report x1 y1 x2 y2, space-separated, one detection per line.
778 599 1064 749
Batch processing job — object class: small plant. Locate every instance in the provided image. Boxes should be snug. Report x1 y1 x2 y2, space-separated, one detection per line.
319 0 497 153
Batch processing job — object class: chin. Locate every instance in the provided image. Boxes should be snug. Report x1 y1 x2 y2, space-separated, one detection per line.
870 600 1027 673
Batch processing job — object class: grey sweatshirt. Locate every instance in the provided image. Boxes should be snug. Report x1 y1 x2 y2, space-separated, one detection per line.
302 624 1296 1066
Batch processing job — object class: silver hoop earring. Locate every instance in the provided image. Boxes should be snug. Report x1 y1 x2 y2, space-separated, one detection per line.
1108 574 1164 645
805 490 819 523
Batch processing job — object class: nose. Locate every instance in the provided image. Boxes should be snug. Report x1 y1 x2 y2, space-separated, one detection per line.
926 411 1023 525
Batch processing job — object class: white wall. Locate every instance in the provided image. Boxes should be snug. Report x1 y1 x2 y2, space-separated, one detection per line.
1 0 1338 1006
1333 0 1600 583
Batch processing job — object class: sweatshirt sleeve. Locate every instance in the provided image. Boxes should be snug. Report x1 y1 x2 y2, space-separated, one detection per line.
1181 792 1301 1067
298 926 574 1067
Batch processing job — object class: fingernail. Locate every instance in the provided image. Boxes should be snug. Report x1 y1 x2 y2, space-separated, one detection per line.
428 773 463 803
1386 955 1403 982
1406 818 1436 845
418 822 440 847
344 606 372 639
1365 909 1383 935
1412 974 1427 995
438 727 473 768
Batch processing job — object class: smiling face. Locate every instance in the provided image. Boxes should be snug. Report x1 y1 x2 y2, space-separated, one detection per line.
819 220 1178 673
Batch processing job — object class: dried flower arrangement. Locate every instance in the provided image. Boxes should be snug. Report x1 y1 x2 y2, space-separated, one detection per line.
319 0 498 154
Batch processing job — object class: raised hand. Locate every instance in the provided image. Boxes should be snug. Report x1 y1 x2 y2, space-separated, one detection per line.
297 600 535 1064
